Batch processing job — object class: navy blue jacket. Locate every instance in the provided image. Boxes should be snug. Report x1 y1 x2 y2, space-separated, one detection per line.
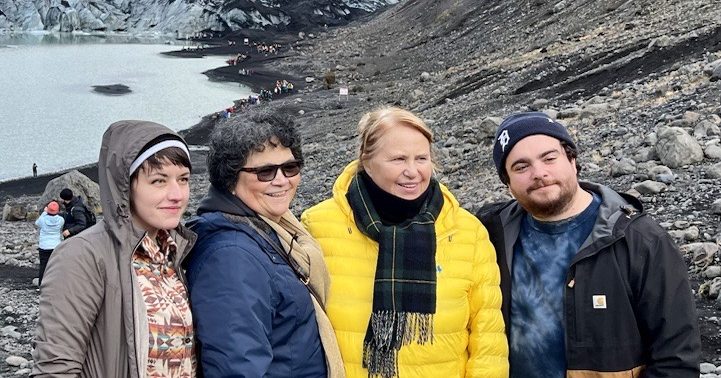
185 186 326 377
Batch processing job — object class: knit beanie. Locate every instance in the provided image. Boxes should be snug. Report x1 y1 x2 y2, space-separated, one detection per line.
492 112 576 178
59 188 74 201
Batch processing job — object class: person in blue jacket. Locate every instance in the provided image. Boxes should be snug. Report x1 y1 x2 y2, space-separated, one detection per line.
185 111 343 377
34 200 64 286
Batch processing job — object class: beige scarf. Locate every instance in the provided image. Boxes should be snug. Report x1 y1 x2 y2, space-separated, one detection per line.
260 211 345 378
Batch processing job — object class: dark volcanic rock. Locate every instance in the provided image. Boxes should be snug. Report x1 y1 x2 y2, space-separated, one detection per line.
91 84 131 95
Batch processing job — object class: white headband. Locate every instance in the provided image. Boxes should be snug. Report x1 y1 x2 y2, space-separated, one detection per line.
129 140 190 176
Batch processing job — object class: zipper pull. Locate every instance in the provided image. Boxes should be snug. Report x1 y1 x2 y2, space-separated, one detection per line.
567 278 575 288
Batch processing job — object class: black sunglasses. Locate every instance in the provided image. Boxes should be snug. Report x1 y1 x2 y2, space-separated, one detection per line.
239 160 303 182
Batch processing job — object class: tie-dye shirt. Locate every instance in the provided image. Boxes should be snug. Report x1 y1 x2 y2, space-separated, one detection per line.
509 193 600 378
133 230 196 378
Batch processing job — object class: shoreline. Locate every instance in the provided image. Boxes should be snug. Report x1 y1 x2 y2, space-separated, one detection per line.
0 32 307 203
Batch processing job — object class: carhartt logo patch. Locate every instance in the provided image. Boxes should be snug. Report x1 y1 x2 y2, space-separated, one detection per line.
498 129 510 152
592 295 607 309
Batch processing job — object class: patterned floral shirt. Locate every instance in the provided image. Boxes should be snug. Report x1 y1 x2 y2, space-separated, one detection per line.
133 230 196 378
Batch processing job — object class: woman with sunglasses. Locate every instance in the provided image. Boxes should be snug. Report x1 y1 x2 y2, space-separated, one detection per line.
302 106 508 377
185 111 343 377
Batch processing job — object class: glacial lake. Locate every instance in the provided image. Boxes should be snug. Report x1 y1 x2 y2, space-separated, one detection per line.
0 32 251 182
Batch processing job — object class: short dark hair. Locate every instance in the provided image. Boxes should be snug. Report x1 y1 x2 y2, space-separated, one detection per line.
207 111 303 191
499 140 581 185
130 147 191 183
59 188 74 201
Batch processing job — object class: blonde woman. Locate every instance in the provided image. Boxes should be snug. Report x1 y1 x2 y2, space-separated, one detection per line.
302 106 508 378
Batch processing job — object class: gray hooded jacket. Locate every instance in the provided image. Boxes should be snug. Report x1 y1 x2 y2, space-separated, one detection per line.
31 120 197 378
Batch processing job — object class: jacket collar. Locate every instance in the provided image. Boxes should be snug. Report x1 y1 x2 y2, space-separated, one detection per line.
331 160 463 234
196 184 256 217
497 181 643 270
98 120 195 259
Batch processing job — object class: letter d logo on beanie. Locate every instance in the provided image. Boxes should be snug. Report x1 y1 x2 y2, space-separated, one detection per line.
492 112 576 179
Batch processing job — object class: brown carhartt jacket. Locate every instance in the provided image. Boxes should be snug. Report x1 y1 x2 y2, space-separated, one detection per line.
31 120 197 377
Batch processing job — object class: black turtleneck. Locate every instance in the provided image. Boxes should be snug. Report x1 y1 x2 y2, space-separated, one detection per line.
359 170 430 225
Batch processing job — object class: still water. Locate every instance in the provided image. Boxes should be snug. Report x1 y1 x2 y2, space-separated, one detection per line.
0 32 250 181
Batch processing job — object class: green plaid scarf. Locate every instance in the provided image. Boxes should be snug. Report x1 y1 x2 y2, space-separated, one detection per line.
346 173 444 378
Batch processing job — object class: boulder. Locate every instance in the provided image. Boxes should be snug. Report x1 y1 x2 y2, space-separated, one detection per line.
705 58 721 76
695 120 721 138
655 126 704 168
680 242 719 267
683 111 702 125
700 362 717 374
706 277 721 299
4 356 28 367
632 180 667 194
38 170 101 213
530 98 549 110
704 266 721 279
557 107 580 119
610 158 636 177
631 146 657 163
2 204 27 221
706 162 721 179
579 103 610 119
648 165 674 183
705 143 721 159
713 64 721 81
477 117 502 140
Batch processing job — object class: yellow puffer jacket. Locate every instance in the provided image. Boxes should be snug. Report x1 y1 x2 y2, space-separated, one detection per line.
301 161 509 378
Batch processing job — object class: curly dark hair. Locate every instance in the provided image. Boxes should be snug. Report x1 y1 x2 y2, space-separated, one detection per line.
207 111 303 191
499 141 581 185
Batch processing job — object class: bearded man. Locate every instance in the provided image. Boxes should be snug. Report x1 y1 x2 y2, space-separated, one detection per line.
477 112 700 378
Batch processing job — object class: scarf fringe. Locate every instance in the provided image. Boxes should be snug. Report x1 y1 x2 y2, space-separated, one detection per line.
363 311 434 378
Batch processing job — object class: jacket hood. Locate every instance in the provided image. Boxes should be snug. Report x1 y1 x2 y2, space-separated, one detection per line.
44 213 65 226
196 184 256 217
98 120 194 251
498 182 641 227
331 160 462 232
65 196 83 210
187 185 258 244
493 181 643 268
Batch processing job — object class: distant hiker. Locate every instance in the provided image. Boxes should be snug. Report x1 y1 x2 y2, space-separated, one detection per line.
59 188 90 238
32 163 37 177
32 120 196 377
34 201 64 287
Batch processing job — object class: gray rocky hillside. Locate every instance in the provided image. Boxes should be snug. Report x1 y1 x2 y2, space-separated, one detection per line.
243 0 721 366
3 0 721 375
